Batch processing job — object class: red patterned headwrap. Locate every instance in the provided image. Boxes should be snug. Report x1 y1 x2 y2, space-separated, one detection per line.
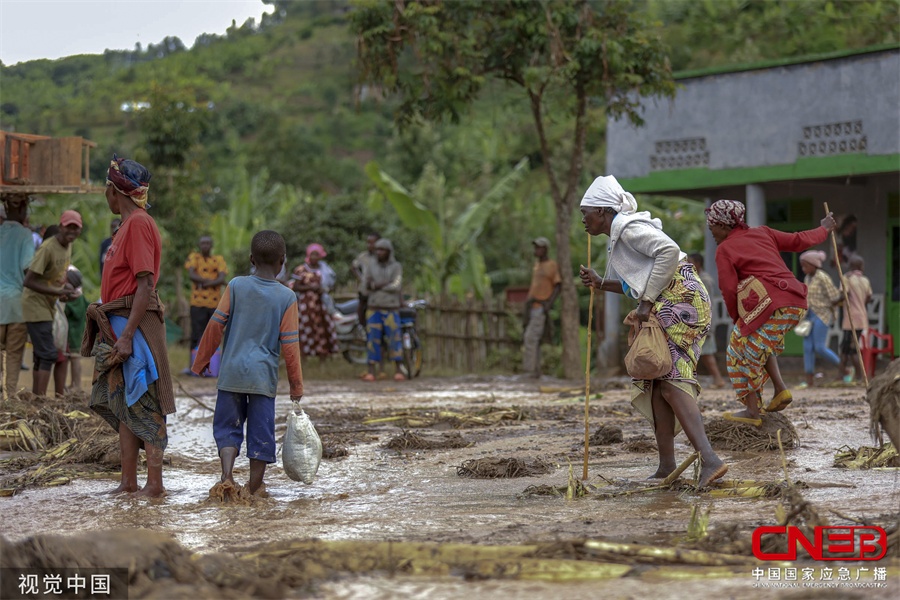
107 155 150 208
705 199 748 229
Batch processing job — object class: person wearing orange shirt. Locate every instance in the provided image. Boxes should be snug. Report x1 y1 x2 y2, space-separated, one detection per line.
184 235 227 373
522 237 561 378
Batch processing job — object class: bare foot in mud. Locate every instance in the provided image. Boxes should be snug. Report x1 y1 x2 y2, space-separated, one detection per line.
247 482 269 498
647 464 676 479
208 479 243 503
103 483 139 495
132 485 167 499
698 460 728 488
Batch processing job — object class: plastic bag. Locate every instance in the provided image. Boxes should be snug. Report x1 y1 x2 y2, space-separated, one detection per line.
623 311 672 380
282 403 322 484
793 320 812 337
52 301 69 352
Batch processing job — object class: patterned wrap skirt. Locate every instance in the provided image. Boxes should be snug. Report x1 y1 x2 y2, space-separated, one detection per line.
89 341 168 450
631 261 711 433
726 306 806 407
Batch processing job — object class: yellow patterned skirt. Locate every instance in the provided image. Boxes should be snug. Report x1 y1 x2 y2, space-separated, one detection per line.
726 306 806 407
631 262 711 432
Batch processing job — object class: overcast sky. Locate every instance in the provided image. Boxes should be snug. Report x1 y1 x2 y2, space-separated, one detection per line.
0 0 274 66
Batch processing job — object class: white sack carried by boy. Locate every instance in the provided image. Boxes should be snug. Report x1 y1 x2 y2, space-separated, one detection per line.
283 404 322 484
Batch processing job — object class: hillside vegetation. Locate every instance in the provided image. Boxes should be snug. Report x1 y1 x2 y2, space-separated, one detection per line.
2 0 897 306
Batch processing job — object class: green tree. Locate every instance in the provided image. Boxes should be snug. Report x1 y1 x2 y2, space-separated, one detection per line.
352 0 676 378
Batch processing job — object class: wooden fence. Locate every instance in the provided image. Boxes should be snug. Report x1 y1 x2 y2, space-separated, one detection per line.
416 296 522 373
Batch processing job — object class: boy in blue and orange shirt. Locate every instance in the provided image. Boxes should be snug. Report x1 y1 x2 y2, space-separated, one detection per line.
192 230 303 497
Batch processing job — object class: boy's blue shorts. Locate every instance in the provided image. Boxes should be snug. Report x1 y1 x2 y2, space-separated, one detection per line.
213 390 277 464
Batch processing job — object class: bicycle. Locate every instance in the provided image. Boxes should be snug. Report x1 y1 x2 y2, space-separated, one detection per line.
399 299 426 379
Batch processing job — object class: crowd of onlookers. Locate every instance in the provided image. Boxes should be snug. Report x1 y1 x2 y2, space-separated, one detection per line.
0 198 412 401
0 196 87 399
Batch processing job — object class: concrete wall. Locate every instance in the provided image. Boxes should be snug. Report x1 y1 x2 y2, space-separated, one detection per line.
606 50 900 179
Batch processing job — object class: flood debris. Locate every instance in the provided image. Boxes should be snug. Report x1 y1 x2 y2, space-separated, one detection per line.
579 539 755 566
520 484 567 497
833 443 899 469
321 443 350 459
207 480 271 506
383 430 470 451
866 358 900 449
621 434 657 453
2 530 671 595
0 391 119 494
706 412 799 452
317 431 375 459
589 424 623 445
363 406 528 428
708 480 805 499
456 457 553 478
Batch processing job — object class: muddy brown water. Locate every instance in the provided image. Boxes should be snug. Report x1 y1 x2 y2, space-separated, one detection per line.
2 376 898 598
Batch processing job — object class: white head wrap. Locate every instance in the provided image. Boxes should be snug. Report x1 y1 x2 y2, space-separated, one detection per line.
580 175 638 215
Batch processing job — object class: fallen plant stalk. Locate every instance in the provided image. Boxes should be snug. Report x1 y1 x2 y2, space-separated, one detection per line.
582 540 755 566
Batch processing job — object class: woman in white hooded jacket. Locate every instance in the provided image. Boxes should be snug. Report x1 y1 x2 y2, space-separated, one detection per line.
579 175 727 488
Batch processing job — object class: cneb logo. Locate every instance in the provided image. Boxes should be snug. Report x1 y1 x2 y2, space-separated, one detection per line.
752 526 887 561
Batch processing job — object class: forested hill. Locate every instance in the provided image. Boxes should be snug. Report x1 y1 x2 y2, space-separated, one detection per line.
2 0 897 304
1 1 374 193
3 0 895 188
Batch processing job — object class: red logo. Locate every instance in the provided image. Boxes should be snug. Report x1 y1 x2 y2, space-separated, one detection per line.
752 526 887 561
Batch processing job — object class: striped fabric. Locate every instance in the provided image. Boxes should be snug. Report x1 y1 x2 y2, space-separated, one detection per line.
90 341 167 450
211 308 227 326
726 306 806 406
280 328 300 345
81 291 175 416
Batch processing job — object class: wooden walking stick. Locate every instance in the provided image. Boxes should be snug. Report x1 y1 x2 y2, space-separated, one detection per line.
584 234 595 480
823 202 868 387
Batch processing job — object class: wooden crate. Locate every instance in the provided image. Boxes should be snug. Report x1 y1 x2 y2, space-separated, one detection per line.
1 130 99 194
30 137 84 186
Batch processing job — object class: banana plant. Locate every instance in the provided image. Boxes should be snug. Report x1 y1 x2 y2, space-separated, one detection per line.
364 157 528 298
207 169 311 271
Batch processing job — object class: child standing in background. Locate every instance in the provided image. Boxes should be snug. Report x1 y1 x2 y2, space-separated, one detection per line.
192 230 303 498
63 266 89 391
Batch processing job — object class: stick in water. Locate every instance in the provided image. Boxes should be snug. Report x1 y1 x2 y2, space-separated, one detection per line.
662 452 699 486
823 202 868 387
584 234 595 481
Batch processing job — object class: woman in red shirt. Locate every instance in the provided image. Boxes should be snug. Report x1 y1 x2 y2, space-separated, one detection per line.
707 200 836 426
83 156 174 498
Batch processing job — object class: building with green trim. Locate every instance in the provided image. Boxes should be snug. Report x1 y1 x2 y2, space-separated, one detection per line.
603 45 899 360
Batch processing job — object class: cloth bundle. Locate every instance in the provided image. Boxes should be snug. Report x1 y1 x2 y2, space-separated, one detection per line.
623 311 672 380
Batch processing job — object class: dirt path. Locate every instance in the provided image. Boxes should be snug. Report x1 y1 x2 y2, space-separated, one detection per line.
1 375 898 598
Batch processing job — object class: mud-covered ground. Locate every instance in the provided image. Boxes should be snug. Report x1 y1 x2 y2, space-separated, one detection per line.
1 373 898 599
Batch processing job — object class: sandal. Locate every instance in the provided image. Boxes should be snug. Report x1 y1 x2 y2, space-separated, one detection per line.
722 412 762 427
765 389 793 413
361 373 376 382
393 372 407 381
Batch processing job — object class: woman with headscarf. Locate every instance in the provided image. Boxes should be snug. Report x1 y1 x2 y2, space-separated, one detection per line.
81 155 174 498
579 175 727 488
707 199 836 425
798 249 842 388
292 243 339 359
